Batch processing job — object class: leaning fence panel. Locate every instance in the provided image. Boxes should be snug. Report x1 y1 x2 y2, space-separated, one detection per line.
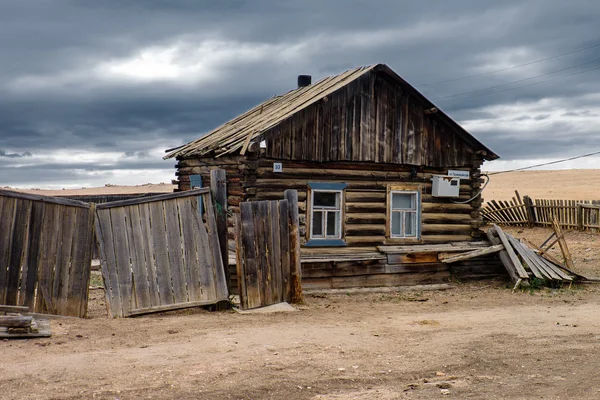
0 189 94 318
95 189 228 317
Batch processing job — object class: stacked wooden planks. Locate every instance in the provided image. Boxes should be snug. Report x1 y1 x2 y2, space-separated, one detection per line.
95 189 229 317
0 309 51 339
487 225 575 289
0 189 95 318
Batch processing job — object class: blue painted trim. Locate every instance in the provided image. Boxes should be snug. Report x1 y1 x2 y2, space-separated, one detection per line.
308 182 348 190
189 175 202 189
304 239 347 247
190 175 203 216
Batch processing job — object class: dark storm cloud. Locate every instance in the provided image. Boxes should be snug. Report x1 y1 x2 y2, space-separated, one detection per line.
0 150 32 158
1 0 600 186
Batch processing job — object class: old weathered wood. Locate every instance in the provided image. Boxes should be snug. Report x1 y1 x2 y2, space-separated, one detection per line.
486 228 523 288
0 192 92 318
239 202 261 309
95 188 208 209
0 305 29 313
285 190 303 304
491 225 529 279
440 244 504 264
0 316 33 328
0 188 90 208
378 242 489 254
95 191 228 317
551 217 576 272
127 300 221 317
166 65 499 291
211 169 230 293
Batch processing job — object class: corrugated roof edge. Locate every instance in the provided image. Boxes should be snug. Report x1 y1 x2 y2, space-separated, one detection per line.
164 63 499 161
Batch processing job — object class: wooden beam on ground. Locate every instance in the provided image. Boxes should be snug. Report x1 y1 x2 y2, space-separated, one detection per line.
0 316 33 328
486 227 525 290
492 225 529 279
127 300 224 317
551 218 577 272
0 305 29 314
440 244 504 264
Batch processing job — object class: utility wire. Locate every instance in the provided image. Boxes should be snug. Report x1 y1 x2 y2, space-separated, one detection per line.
434 63 600 103
488 150 600 176
418 42 600 87
433 57 600 101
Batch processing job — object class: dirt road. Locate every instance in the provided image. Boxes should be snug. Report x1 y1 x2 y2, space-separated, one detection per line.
2 279 600 400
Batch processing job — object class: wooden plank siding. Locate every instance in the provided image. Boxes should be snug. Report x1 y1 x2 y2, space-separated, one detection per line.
259 72 475 167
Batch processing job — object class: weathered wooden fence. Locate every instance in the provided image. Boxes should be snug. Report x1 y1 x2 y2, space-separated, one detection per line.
95 188 228 317
483 191 600 231
234 190 302 310
0 189 95 317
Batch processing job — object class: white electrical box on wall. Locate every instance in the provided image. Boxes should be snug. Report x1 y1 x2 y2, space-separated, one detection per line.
431 175 460 197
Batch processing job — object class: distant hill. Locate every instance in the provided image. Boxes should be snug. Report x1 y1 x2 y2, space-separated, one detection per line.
483 170 600 201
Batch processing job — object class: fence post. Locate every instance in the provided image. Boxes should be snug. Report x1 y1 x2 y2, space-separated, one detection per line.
284 189 303 304
210 169 230 292
523 196 536 228
577 204 584 231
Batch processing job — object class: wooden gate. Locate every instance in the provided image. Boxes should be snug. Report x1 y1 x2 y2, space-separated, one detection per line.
0 189 95 317
234 190 302 310
95 189 228 317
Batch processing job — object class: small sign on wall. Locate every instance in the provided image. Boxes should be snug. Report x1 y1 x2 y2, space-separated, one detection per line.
447 170 470 179
273 162 283 173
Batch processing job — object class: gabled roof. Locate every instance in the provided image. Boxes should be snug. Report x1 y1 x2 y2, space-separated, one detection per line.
164 64 499 160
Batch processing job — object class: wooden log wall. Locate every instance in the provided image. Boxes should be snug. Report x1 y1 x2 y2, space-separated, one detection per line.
246 159 485 250
173 152 492 290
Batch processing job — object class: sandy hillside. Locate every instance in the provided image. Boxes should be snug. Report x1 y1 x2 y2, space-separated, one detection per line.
3 169 600 201
483 169 600 201
2 183 176 197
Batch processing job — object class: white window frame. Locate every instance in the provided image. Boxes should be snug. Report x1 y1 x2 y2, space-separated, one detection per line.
389 190 420 239
309 189 343 240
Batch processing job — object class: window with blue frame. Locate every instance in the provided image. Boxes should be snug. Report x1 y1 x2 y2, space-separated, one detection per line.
387 185 422 240
306 182 347 246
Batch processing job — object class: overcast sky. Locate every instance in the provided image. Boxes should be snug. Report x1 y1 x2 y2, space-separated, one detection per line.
1 0 599 189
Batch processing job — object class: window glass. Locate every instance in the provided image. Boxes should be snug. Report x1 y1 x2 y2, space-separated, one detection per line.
390 190 419 239
312 211 323 237
314 191 338 208
391 212 402 236
392 193 414 209
404 212 416 236
310 189 343 240
326 211 338 236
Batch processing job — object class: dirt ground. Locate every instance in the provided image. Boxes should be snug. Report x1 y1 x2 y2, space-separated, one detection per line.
2 226 600 400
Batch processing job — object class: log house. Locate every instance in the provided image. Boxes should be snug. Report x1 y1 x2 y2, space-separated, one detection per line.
164 64 502 291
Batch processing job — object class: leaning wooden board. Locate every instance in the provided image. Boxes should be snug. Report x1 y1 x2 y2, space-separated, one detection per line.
95 189 229 317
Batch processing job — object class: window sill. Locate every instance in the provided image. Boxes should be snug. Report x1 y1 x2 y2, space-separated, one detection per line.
384 237 423 245
304 239 347 247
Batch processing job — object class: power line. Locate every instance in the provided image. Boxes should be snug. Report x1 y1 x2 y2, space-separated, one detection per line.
435 63 600 103
418 42 600 87
433 57 600 101
488 150 600 176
